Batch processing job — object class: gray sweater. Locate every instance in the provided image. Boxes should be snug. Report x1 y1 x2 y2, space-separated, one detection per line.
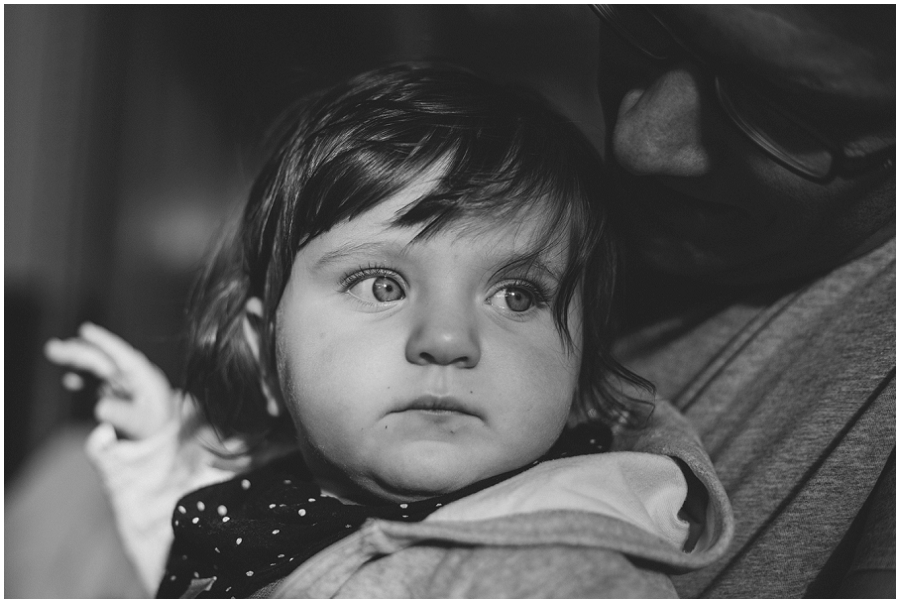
620 238 894 597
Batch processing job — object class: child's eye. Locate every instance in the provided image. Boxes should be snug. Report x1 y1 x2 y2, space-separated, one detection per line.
489 285 539 313
348 275 405 304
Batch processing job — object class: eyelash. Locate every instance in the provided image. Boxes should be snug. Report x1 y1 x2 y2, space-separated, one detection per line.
338 263 403 292
338 264 552 310
490 279 550 309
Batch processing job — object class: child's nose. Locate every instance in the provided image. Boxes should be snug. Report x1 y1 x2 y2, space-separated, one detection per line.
405 300 481 369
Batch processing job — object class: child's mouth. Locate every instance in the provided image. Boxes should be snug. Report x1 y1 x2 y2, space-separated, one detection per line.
394 395 481 418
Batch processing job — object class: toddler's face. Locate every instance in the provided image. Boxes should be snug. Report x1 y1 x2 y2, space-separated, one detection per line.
271 173 582 503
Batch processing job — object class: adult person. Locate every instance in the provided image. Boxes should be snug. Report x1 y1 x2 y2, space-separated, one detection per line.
589 5 894 598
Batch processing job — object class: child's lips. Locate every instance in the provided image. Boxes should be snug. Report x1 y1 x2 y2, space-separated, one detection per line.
392 395 482 419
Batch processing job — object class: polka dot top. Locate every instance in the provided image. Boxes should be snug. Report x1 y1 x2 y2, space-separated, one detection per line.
155 422 611 598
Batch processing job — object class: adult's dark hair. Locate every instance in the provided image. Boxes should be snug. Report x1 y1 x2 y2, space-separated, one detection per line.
183 63 652 450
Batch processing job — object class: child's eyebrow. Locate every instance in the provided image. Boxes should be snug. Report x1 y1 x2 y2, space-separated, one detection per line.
493 253 564 285
312 241 408 270
312 239 565 283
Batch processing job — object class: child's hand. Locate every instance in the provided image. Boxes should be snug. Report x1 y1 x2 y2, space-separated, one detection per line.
44 322 178 440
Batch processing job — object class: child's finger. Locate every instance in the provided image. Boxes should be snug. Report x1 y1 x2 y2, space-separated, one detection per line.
77 323 146 369
94 397 136 436
44 338 119 380
61 372 85 391
94 396 157 440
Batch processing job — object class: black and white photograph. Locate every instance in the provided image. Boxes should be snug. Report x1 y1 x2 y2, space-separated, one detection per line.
6 5 894 598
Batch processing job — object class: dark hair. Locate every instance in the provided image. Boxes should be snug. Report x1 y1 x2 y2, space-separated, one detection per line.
184 63 652 448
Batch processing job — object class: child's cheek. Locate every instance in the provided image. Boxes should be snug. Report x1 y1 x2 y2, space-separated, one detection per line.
274 297 401 420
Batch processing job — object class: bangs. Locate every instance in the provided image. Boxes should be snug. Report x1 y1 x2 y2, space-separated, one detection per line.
259 66 607 348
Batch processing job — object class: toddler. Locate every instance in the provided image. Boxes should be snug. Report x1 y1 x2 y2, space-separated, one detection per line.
46 64 732 598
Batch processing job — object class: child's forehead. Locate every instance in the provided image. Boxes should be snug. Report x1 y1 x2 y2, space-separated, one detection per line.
306 185 570 274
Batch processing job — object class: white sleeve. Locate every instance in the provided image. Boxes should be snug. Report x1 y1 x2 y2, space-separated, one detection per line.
85 419 237 594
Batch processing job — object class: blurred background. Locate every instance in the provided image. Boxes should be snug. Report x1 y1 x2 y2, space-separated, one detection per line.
5 5 601 596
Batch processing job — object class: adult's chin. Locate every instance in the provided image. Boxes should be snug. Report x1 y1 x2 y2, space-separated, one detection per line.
613 179 774 281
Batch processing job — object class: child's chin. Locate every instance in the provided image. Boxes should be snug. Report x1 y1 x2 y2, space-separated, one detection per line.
366 455 488 503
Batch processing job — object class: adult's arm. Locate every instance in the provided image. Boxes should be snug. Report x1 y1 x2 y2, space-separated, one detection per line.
837 451 895 598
